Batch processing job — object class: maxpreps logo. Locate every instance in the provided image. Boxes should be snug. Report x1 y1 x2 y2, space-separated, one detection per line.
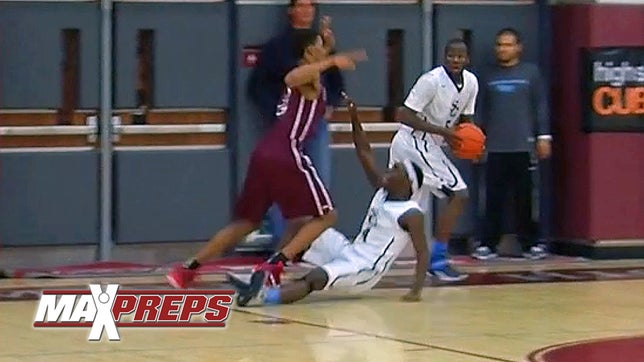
32 284 234 341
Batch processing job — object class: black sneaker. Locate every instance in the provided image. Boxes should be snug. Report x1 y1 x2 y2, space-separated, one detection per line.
227 271 266 307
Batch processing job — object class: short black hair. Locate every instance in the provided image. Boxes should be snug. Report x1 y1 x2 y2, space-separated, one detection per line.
444 38 469 55
496 27 521 44
291 28 319 59
289 0 317 7
411 162 424 190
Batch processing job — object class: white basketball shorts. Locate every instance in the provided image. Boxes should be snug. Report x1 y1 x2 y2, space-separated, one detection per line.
389 129 467 206
302 228 384 294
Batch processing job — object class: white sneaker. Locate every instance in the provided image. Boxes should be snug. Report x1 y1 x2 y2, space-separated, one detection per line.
523 245 548 260
471 246 498 260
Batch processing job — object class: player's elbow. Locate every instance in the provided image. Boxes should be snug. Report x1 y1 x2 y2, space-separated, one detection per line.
284 67 314 89
283 72 298 88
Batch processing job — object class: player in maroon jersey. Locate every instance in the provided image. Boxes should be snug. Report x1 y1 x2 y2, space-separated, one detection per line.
167 29 366 289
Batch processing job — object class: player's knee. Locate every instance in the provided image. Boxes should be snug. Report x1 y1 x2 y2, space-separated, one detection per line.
304 268 329 291
286 217 309 234
235 219 262 232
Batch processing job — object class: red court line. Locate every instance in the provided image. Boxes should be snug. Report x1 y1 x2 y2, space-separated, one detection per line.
33 322 92 327
116 322 227 327
40 290 235 295
115 290 235 295
42 290 90 295
526 335 644 362
33 322 226 328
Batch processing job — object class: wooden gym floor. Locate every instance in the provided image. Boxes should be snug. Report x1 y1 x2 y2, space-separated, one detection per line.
1 257 644 362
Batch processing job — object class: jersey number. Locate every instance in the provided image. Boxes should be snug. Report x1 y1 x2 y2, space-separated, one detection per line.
446 100 461 127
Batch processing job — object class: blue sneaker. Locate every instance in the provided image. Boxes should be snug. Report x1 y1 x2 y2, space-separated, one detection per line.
428 264 468 282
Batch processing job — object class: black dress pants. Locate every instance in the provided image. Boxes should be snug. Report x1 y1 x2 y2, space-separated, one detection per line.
482 152 536 251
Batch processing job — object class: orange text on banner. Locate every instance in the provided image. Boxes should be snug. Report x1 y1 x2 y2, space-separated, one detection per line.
592 86 644 116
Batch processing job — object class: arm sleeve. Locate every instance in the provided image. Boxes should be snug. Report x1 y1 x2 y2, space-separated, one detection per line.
403 73 437 113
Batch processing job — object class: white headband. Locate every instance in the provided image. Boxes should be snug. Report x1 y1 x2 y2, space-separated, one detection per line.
402 160 420 195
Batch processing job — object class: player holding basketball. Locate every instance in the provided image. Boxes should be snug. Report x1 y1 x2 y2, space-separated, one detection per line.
167 29 366 289
228 94 430 306
389 38 479 282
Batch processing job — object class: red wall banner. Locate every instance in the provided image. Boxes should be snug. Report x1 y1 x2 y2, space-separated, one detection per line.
551 4 644 241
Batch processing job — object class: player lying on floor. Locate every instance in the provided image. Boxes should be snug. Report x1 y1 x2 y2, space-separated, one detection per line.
228 94 430 306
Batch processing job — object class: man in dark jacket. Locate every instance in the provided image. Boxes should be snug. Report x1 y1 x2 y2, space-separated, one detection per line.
247 0 345 247
473 28 551 260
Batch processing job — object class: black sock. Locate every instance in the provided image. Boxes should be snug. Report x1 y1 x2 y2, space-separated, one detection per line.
267 252 289 264
184 258 200 270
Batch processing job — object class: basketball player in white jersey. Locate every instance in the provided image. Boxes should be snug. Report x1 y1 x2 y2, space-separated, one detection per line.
389 38 478 282
229 95 430 306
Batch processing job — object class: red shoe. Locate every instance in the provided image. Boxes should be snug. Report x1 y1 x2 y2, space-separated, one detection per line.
251 261 284 287
166 265 197 289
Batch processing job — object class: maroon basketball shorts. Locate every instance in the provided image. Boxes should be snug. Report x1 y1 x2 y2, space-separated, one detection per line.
233 149 333 224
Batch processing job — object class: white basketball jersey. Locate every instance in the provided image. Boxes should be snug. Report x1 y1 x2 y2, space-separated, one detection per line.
401 66 479 146
350 189 422 273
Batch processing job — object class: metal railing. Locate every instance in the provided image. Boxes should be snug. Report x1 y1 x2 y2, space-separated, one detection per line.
0 115 395 139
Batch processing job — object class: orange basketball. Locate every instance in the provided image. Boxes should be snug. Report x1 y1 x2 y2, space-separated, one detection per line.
451 123 486 160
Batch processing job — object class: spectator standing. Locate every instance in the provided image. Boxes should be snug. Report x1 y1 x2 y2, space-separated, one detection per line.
472 28 551 260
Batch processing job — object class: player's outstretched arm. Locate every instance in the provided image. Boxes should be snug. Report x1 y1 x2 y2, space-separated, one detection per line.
284 51 366 89
398 209 429 302
284 58 337 88
345 93 383 189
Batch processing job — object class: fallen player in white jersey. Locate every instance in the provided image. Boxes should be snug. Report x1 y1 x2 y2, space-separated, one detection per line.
228 94 430 306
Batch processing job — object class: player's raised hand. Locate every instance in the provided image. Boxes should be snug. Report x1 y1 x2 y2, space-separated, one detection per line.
319 16 335 51
332 50 367 71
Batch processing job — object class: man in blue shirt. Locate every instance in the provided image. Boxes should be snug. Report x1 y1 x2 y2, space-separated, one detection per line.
473 28 552 260
247 0 344 249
